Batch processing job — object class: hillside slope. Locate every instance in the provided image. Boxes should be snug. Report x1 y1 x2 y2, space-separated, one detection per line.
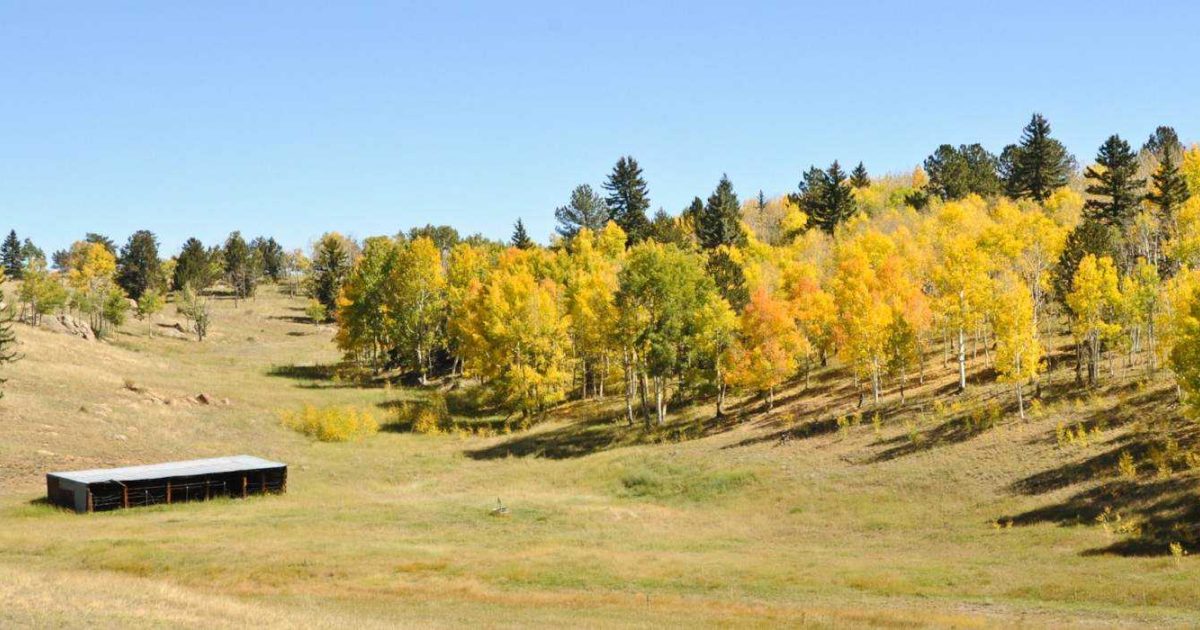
1 287 1199 628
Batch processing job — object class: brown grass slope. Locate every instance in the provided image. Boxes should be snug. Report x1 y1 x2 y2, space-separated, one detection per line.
1 286 1199 628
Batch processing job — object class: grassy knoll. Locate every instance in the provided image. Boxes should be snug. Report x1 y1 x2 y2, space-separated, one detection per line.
1 286 1198 628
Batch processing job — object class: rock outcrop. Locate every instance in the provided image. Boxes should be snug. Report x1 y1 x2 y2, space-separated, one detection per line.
41 314 96 341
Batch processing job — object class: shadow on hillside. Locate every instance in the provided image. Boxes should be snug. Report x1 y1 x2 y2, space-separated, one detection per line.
464 411 632 459
267 363 337 381
463 391 769 459
1009 387 1177 495
1001 475 1200 556
265 362 386 389
722 414 841 449
269 315 315 324
1000 384 1200 556
865 391 1019 462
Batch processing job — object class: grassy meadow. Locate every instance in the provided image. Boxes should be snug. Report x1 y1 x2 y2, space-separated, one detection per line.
2 286 1199 628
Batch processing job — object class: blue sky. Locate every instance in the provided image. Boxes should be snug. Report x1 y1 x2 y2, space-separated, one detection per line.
1 2 1197 255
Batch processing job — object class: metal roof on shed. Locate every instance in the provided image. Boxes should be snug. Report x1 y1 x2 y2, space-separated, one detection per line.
48 455 285 484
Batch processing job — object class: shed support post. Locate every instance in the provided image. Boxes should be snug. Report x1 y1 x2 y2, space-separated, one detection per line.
242 475 247 499
123 485 129 509
260 472 266 495
86 490 94 513
167 481 172 504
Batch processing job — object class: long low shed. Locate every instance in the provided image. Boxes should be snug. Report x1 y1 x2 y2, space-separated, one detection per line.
47 455 287 513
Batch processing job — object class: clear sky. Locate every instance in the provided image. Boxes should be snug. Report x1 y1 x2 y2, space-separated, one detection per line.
1 2 1197 255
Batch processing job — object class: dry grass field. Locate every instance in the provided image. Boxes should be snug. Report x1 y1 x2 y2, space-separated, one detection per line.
2 286 1200 628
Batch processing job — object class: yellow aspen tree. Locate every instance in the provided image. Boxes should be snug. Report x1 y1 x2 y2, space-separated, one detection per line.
927 198 994 391
564 226 624 399
830 230 896 404
692 293 738 417
445 241 496 377
1156 268 1200 400
1118 258 1161 371
991 273 1041 419
1182 144 1200 196
385 236 446 384
335 236 401 368
724 287 807 410
984 200 1068 343
66 241 121 335
473 248 571 417
1066 254 1122 386
781 260 836 380
1166 196 1200 269
1168 294 1200 416
1042 186 1085 229
879 245 931 400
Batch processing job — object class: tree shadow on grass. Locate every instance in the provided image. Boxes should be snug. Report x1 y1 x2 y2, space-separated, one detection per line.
265 363 387 389
721 414 842 449
864 390 1018 462
1009 387 1180 495
463 410 633 459
266 363 338 381
999 475 1200 556
998 383 1200 556
268 315 315 325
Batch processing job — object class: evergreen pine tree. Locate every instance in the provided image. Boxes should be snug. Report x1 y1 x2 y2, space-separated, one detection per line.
19 239 44 266
791 164 855 234
1010 113 1074 202
223 231 259 301
1 230 23 279
252 236 286 282
997 144 1023 198
1053 219 1120 309
309 233 353 319
174 238 212 291
924 144 1000 200
511 218 533 249
603 156 651 243
706 249 749 311
850 161 870 188
84 233 117 256
696 175 746 249
50 249 70 272
116 230 163 300
681 196 704 226
1084 134 1146 228
1143 125 1183 159
647 208 689 246
554 184 609 238
0 279 18 398
1147 148 1190 224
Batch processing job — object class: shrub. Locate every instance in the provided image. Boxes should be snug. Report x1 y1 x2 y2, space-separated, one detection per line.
280 404 379 442
1117 451 1138 481
305 300 328 324
392 393 452 435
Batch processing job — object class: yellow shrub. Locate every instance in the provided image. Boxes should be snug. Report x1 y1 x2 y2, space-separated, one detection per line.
1117 451 1138 481
413 407 445 435
392 393 452 435
280 405 379 442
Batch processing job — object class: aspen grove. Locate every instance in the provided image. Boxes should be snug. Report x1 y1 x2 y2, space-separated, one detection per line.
329 120 1200 424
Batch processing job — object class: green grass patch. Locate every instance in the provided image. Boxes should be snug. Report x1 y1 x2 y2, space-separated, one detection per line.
614 459 757 503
